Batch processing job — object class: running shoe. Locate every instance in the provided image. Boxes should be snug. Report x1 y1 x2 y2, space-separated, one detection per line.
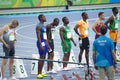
41 73 47 77
37 74 44 79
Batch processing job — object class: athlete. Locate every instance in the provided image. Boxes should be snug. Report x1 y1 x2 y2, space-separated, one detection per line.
0 20 19 80
36 14 50 79
59 17 76 70
105 7 119 73
74 12 90 67
105 7 119 53
92 12 105 39
46 18 59 73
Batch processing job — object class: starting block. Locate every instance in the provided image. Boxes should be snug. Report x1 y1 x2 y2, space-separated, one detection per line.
31 54 46 74
13 56 28 78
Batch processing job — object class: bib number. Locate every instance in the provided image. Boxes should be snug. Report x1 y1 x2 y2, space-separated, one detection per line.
51 32 54 39
43 32 47 40
9 34 15 41
115 23 118 29
85 29 88 35
67 32 72 39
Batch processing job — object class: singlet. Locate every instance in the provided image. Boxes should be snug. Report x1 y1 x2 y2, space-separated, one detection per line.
38 22 47 41
3 25 15 46
47 24 55 40
109 15 118 30
77 19 89 38
63 26 72 41
95 21 104 39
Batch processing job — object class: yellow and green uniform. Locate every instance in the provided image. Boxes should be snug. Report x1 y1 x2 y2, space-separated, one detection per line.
61 26 72 53
109 15 118 42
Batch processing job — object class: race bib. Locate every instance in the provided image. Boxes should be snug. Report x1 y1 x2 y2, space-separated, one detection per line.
43 32 47 40
9 34 15 41
115 23 118 29
85 29 88 35
41 42 45 46
51 32 54 39
67 32 72 39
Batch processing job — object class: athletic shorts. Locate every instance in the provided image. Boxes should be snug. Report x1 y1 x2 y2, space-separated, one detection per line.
37 41 48 56
109 30 118 42
48 40 54 53
3 45 15 57
61 40 71 53
79 37 89 50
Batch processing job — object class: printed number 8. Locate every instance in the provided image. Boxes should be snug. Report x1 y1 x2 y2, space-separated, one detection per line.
20 65 24 73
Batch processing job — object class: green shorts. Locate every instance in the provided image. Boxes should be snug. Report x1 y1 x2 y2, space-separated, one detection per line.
61 40 71 53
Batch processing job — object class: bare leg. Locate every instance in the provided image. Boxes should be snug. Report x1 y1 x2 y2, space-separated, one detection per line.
85 49 89 65
78 49 84 63
1 59 8 80
38 55 46 75
9 59 14 78
63 52 70 68
47 52 54 71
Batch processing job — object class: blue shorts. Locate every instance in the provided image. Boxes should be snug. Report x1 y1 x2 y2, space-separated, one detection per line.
37 40 48 56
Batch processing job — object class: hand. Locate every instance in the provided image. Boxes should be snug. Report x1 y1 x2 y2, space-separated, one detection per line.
64 43 68 49
40 45 44 51
97 33 101 35
5 43 9 48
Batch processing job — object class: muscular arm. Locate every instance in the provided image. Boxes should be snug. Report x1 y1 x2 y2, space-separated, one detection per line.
111 50 116 63
59 27 65 43
105 16 113 30
92 21 99 35
0 25 9 46
36 25 42 46
74 24 80 37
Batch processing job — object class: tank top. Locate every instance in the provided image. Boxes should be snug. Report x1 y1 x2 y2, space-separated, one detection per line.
110 15 118 30
95 21 104 39
63 26 71 41
38 22 47 41
47 24 55 40
3 25 15 46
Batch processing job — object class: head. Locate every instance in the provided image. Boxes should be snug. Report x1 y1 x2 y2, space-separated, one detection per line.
100 25 107 35
81 12 88 20
38 14 46 22
53 18 59 26
98 12 105 20
112 7 118 15
62 17 69 25
11 20 19 28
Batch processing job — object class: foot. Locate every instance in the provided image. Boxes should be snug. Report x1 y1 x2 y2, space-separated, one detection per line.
9 76 17 80
41 73 47 77
37 74 44 79
63 67 70 71
78 65 84 68
2 78 7 80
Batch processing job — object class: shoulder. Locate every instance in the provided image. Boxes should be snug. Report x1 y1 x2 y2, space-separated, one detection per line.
46 24 51 29
59 26 64 31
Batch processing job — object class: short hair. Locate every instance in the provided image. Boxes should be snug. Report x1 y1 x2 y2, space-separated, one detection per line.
62 17 67 22
98 12 104 17
54 18 59 22
12 20 19 26
38 14 44 20
112 7 118 12
100 25 107 35
81 12 86 17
